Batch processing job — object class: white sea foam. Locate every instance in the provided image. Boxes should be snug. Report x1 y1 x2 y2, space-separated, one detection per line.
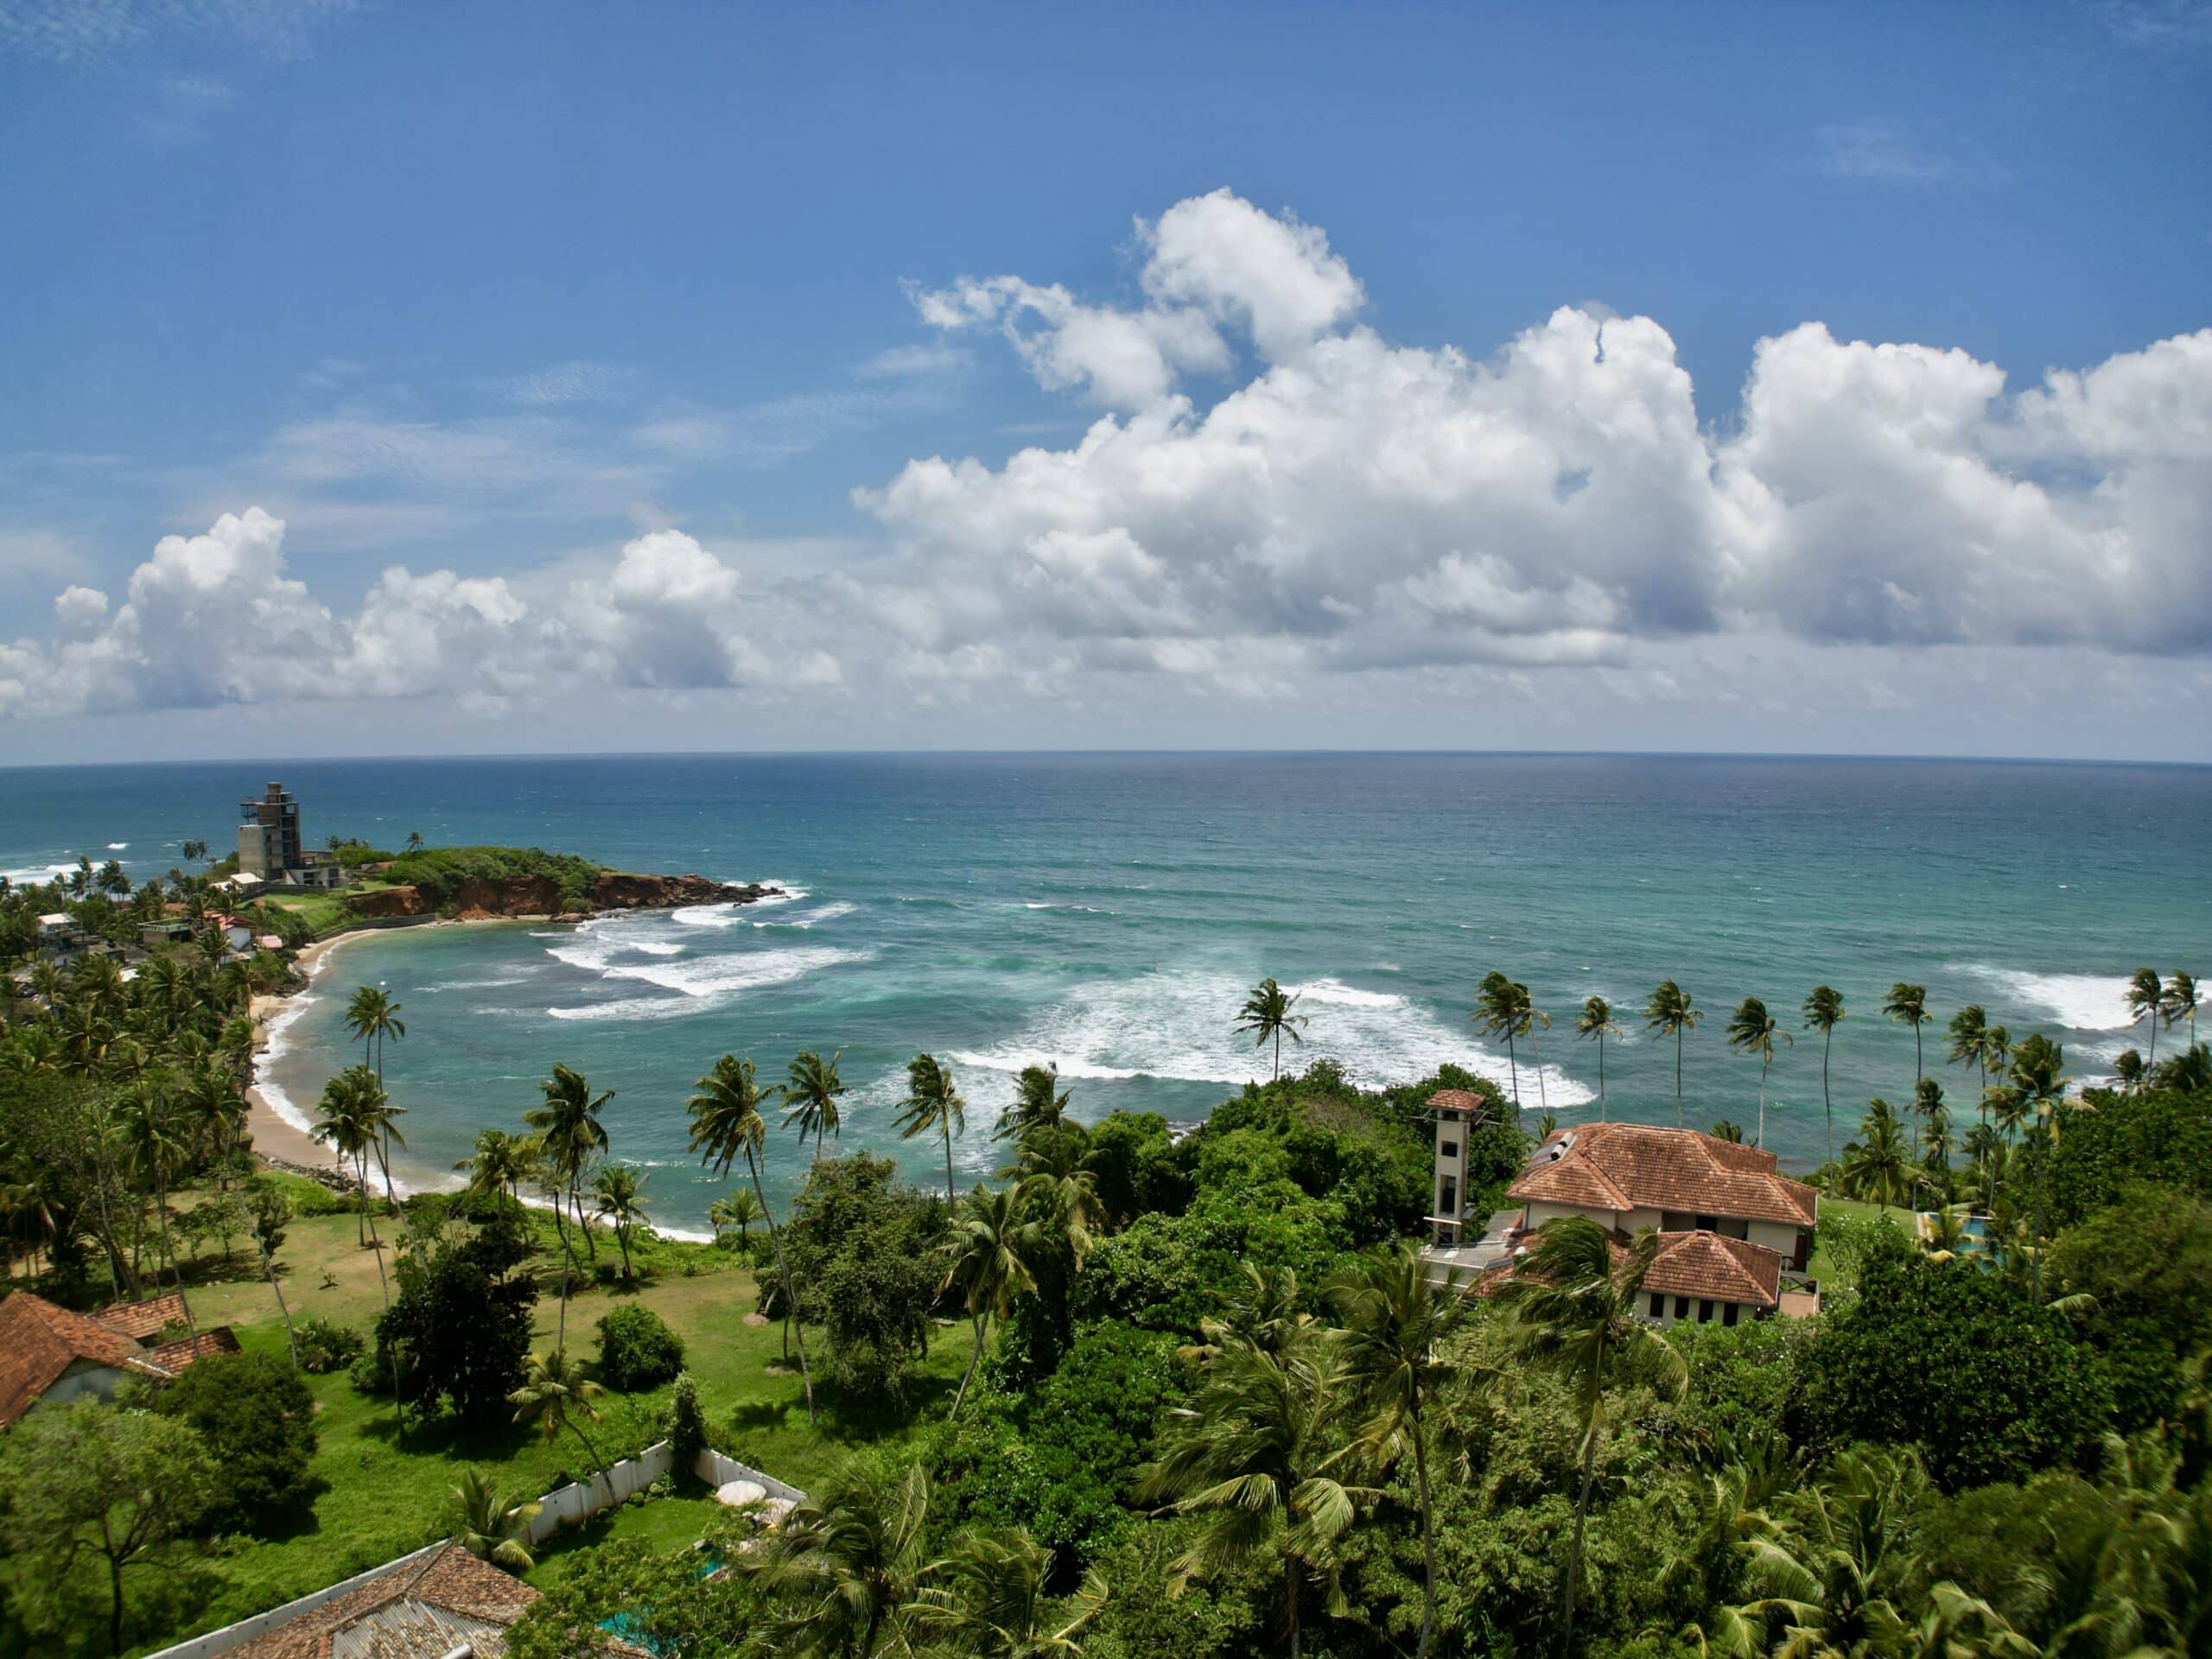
947 966 1593 1106
756 900 855 929
424 971 537 992
1294 976 1401 1010
629 940 686 957
1 860 75 883
544 941 871 1020
546 995 697 1022
1958 965 2137 1031
601 944 868 997
106 842 127 850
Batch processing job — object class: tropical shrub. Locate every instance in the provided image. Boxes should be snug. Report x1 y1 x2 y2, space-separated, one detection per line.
595 1304 686 1392
1788 1252 2110 1490
149 1351 319 1535
294 1316 365 1374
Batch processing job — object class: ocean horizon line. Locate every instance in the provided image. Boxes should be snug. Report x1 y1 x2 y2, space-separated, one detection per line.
3 746 2209 774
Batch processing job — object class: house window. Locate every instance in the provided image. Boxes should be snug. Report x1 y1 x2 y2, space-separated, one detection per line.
1440 1141 1459 1159
1694 1214 1717 1232
1675 1296 1691 1320
1723 1301 1739 1327
1649 1293 1665 1319
1698 1299 1715 1323
1439 1175 1457 1216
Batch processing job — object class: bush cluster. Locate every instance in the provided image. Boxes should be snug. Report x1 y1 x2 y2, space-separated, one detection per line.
596 1304 686 1392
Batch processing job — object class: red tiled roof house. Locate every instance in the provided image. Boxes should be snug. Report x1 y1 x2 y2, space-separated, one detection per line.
0 1291 240 1429
1468 1120 1821 1327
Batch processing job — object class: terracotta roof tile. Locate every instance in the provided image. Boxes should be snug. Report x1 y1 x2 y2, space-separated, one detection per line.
1429 1089 1496 1117
0 1292 171 1427
1506 1122 1816 1227
223 1544 543 1659
93 1291 191 1344
1643 1230 1782 1307
147 1327 242 1371
1471 1226 1783 1310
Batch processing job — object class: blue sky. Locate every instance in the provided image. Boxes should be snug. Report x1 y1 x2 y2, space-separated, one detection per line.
3 1 2209 761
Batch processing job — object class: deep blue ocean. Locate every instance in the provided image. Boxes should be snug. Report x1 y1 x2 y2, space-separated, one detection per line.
4 753 2206 1230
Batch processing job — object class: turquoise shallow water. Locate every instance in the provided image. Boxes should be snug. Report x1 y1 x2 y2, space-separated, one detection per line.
3 753 2207 1229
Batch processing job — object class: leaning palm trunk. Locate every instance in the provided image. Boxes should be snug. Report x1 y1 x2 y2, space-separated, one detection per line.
749 1149 814 1424
263 1247 299 1366
1560 1426 1600 1656
361 1147 405 1437
153 1166 190 1321
1412 1404 1440 1659
550 1186 576 1349
951 1311 989 1419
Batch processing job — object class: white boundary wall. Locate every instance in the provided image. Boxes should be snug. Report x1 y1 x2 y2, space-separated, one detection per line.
695 1446 807 1506
146 1444 810 1658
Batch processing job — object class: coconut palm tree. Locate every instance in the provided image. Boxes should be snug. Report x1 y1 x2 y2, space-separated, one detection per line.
1180 1262 1316 1369
2106 1044 2141 1096
454 1128 531 1205
1726 997 1791 1149
117 1077 192 1310
1001 1124 1108 1267
1574 996 1623 1121
342 985 405 1080
508 1349 607 1476
523 1063 611 1347
1645 980 1701 1127
246 1182 299 1366
1946 1003 1989 1096
404 830 425 853
1723 1446 1929 1659
1799 986 1847 1166
1494 1217 1686 1657
688 1052 813 1423
588 1163 648 1284
1324 1243 1465 1659
1476 971 1535 1110
995 1063 1070 1142
178 1054 246 1194
781 1050 847 1161
2164 969 2201 1047
1137 1328 1370 1659
2126 967 2164 1068
313 1065 405 1418
1883 983 1930 1090
912 1527 1109 1659
1236 977 1307 1082
1839 1100 1916 1209
357 1073 408 1213
310 1065 375 1243
448 1469 541 1572
709 1186 763 1250
739 1459 931 1659
940 1184 1043 1419
895 1052 968 1211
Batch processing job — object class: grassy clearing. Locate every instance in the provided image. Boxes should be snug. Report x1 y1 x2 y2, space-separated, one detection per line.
106 1181 963 1654
1807 1192 1912 1285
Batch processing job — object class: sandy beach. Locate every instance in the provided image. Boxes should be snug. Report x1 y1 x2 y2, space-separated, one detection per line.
245 930 367 1179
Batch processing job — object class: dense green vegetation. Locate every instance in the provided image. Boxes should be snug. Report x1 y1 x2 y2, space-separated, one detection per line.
4 855 2209 1658
380 844 606 910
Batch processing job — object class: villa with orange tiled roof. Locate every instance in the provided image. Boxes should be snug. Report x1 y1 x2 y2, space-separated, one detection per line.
1427 1101 1821 1325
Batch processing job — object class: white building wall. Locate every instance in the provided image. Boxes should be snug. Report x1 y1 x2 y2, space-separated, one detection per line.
1746 1219 1802 1258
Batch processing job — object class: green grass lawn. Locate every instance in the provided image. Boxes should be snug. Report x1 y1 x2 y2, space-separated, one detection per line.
109 1186 966 1655
1807 1192 1912 1286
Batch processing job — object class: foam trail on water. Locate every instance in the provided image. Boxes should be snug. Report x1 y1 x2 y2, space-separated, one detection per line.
1958 965 2135 1031
755 900 855 929
947 966 1594 1105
